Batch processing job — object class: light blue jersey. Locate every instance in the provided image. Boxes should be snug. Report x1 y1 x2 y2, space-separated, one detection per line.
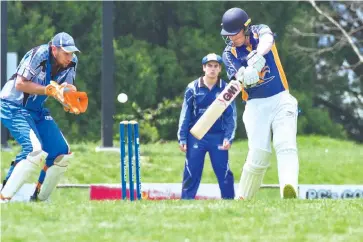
0 32 80 202
0 44 78 111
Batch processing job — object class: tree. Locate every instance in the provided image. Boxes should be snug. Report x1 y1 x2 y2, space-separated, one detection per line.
6 1 352 142
292 1 362 142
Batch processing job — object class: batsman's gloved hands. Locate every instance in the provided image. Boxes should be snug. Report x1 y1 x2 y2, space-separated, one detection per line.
247 50 266 72
243 66 260 88
235 66 245 83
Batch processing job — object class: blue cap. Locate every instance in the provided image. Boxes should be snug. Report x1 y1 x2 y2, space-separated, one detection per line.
51 32 80 53
202 53 222 65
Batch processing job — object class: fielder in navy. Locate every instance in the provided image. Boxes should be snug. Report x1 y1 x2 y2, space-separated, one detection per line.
177 53 237 199
0 32 88 202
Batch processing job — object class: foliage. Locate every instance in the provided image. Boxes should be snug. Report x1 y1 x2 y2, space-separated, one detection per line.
115 96 183 142
5 1 357 142
290 1 363 141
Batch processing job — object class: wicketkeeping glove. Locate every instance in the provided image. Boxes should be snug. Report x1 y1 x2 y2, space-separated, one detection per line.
45 81 88 114
63 91 88 114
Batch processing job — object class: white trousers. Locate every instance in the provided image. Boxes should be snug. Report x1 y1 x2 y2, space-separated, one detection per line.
242 90 299 197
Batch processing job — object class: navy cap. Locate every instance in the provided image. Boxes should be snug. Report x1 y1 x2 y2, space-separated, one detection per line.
51 32 80 53
202 53 223 65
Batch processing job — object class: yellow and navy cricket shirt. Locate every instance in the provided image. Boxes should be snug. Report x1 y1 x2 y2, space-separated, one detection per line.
222 24 289 101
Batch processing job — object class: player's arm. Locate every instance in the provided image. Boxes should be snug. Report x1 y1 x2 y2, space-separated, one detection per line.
15 75 47 95
222 50 257 88
14 46 67 97
222 51 244 81
256 25 274 55
15 74 78 103
247 25 274 71
243 25 275 87
15 47 49 95
220 100 237 150
177 87 194 152
223 100 237 143
190 80 241 140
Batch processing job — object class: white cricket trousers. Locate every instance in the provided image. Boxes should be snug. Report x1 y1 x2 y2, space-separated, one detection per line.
243 90 299 197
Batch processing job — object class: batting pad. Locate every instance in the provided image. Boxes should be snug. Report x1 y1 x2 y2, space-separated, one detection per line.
38 153 72 201
236 149 271 199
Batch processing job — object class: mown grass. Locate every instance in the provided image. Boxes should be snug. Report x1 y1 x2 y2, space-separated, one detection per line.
1 136 362 241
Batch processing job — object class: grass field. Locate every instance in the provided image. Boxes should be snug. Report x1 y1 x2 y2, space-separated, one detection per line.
1 136 363 241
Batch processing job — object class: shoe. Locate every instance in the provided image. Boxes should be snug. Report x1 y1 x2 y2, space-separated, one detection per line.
283 184 297 199
30 189 39 202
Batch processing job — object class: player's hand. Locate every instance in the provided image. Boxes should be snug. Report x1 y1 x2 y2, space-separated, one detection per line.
235 66 245 82
243 66 260 88
45 81 88 114
45 81 67 99
45 81 77 102
219 139 231 150
63 91 88 114
179 143 187 152
247 50 266 72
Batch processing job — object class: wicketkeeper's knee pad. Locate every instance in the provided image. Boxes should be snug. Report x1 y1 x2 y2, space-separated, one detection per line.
27 150 48 165
1 150 48 199
38 153 73 201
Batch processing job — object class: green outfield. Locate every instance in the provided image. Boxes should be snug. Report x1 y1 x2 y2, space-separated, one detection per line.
1 136 363 241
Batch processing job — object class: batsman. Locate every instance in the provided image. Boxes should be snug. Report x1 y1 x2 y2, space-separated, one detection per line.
0 32 88 202
220 8 299 199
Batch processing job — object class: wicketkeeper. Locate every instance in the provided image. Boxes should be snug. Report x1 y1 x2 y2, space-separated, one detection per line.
177 53 237 199
0 32 88 202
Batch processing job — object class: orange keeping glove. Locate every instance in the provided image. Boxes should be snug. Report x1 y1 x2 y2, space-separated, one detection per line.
45 81 76 99
45 81 77 98
45 81 88 114
63 91 88 114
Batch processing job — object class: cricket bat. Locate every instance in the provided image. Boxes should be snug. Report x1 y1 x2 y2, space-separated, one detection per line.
190 80 242 140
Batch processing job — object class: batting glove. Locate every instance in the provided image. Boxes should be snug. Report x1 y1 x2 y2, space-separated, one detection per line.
243 66 260 87
247 50 266 72
235 66 245 82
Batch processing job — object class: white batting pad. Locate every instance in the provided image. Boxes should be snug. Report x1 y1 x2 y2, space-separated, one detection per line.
236 149 271 199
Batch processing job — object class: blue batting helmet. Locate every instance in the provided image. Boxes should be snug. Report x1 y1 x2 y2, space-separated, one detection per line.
220 8 251 36
202 53 223 65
